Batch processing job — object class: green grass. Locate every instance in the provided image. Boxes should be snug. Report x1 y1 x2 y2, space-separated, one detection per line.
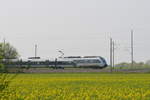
1 73 150 100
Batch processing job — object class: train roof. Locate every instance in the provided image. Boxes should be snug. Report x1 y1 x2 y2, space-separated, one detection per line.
63 56 101 58
2 56 105 62
83 56 101 58
63 56 81 58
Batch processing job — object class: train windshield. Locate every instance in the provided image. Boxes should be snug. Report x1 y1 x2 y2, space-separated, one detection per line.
99 57 107 64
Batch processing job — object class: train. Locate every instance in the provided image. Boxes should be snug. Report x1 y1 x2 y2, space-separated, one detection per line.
3 56 107 69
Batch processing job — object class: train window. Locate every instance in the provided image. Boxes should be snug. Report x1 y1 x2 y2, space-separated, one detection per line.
36 62 40 65
74 60 86 63
92 60 101 63
57 62 63 65
75 59 101 63
86 60 92 63
49 62 55 65
29 62 38 65
57 61 73 65
39 61 45 65
79 60 85 63
22 62 28 65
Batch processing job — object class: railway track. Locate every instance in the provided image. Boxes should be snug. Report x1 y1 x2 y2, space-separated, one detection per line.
7 68 150 73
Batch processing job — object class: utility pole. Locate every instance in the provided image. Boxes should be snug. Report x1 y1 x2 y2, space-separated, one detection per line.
112 41 115 69
131 30 134 67
110 38 113 72
35 44 37 58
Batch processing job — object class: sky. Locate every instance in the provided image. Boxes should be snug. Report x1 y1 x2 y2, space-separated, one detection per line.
0 0 150 64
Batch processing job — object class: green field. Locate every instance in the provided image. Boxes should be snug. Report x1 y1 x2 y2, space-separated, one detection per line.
1 73 150 100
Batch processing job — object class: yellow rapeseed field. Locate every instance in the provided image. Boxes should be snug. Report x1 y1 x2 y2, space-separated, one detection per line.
1 73 150 100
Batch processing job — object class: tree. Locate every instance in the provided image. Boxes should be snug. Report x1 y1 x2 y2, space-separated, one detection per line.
0 44 8 93
0 42 19 59
0 42 18 98
0 43 4 72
